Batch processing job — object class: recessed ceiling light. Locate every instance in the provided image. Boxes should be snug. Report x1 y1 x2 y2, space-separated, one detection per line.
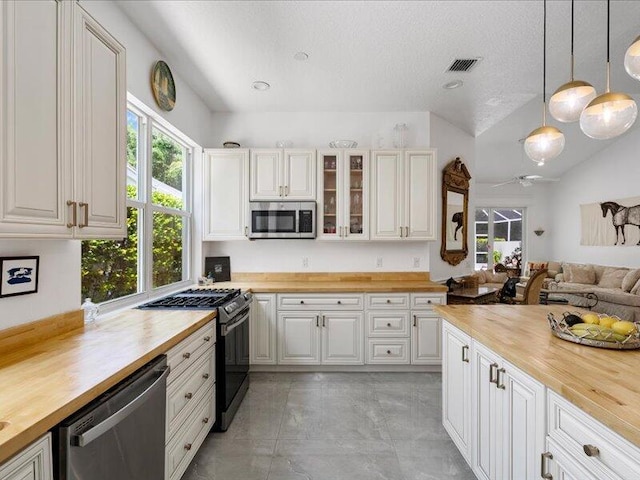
252 81 270 91
294 52 309 61
443 80 463 90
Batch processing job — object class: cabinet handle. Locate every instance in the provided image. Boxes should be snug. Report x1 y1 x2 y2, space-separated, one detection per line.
386 299 391 304
337 300 342 304
184 443 192 451
489 363 498 384
285 185 289 196
496 368 506 389
202 373 210 379
462 345 469 363
183 352 191 359
300 300 305 304
405 226 409 237
345 226 348 237
245 226 248 236
322 315 326 327
66 200 77 228
185 392 193 399
387 350 392 355
316 315 319 327
413 315 417 327
279 186 283 197
78 202 88 228
540 452 553 479
203 417 210 424
387 323 392 327
583 444 600 457
204 336 211 342
399 227 403 238
427 300 432 304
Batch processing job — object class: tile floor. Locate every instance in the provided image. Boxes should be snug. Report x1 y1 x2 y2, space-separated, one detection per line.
183 372 476 480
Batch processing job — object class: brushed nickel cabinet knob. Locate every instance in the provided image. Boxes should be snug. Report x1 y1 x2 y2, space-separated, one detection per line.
183 352 191 359
583 444 600 457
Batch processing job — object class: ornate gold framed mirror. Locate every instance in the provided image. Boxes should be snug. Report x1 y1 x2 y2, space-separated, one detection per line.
441 157 471 266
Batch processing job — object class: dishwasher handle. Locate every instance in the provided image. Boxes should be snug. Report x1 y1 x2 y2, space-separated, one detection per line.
72 366 170 447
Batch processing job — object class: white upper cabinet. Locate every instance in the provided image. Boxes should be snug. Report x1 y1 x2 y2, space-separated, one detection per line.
203 149 249 240
317 150 369 240
72 4 126 238
250 149 315 200
0 0 71 237
370 149 436 241
0 1 126 239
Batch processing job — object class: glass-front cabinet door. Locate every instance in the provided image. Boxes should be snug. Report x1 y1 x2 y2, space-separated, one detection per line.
318 150 369 240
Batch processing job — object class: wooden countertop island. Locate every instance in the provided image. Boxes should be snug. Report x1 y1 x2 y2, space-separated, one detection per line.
210 272 447 293
435 304 640 448
0 308 215 464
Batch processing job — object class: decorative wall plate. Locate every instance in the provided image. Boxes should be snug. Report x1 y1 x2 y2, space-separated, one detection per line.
151 61 176 111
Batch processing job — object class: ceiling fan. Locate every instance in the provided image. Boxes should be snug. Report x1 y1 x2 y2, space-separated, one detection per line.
491 175 560 188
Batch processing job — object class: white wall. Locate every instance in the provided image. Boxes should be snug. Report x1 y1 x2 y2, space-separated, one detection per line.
0 240 80 330
549 129 640 268
203 241 429 273
80 1 212 145
208 112 430 149
1 2 212 330
428 114 476 282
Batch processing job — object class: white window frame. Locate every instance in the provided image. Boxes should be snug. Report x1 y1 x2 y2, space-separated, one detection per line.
93 93 201 314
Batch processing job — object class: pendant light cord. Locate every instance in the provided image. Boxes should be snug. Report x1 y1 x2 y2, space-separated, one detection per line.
570 0 574 80
606 0 610 92
543 0 547 124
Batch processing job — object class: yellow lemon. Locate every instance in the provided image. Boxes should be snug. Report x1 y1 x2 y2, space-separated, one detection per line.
599 316 617 328
611 321 638 336
581 313 600 325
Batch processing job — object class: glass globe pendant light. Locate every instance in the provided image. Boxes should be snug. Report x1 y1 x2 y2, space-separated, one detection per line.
525 0 565 166
580 0 637 140
624 35 640 80
549 0 596 122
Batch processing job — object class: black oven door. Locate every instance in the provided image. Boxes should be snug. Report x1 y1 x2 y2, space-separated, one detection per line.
250 209 298 238
216 307 250 430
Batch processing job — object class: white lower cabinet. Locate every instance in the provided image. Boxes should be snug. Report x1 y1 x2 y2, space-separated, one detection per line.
0 434 52 480
442 321 471 463
277 310 363 365
165 323 215 480
544 437 599 480
250 294 277 364
410 313 441 364
471 340 545 480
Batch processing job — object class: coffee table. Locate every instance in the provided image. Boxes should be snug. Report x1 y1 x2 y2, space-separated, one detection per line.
539 289 599 309
447 286 499 305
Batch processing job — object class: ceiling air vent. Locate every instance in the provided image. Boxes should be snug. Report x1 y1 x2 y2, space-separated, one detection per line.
446 58 481 73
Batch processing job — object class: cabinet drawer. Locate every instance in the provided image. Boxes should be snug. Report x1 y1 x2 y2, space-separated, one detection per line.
548 390 640 480
278 293 364 311
0 433 52 480
365 293 410 310
166 386 215 480
410 293 445 310
366 339 410 364
166 346 215 440
167 323 215 384
367 311 410 337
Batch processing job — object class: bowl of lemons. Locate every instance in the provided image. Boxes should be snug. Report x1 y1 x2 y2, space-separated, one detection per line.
547 311 640 350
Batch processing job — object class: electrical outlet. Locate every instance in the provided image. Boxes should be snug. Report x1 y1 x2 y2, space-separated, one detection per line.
376 257 383 268
302 257 309 268
413 257 420 268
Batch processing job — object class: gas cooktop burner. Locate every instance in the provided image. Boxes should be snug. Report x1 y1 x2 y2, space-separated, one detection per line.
138 288 241 310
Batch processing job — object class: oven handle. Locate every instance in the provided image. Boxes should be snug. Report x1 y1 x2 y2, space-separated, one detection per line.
71 366 170 447
221 308 250 337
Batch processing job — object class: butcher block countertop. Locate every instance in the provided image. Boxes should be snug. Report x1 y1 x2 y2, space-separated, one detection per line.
435 304 640 449
0 308 215 464
211 272 447 293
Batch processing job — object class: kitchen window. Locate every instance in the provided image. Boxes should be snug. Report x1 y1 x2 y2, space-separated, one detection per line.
81 94 196 308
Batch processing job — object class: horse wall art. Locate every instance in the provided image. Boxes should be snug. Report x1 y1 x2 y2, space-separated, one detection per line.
580 196 640 246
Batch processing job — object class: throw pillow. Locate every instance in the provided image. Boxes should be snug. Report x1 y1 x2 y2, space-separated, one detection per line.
569 264 596 285
632 277 640 295
598 267 629 289
527 261 548 274
622 269 640 292
562 263 574 282
547 261 562 278
474 270 487 284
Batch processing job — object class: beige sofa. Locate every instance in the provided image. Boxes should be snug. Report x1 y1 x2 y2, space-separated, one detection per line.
548 263 640 322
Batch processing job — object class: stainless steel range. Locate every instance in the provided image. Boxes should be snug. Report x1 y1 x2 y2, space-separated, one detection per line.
139 288 252 431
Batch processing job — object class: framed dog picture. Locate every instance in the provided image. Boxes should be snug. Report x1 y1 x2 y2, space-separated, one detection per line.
0 256 39 298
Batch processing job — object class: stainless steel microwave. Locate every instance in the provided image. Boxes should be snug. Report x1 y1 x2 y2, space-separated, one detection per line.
248 201 316 239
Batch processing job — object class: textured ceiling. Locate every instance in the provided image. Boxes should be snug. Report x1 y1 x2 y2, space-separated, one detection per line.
117 0 640 177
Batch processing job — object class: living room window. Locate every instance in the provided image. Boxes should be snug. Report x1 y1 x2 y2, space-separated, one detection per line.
475 208 524 272
81 94 195 308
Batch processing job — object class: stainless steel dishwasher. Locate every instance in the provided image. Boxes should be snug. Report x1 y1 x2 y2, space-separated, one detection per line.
55 355 169 480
